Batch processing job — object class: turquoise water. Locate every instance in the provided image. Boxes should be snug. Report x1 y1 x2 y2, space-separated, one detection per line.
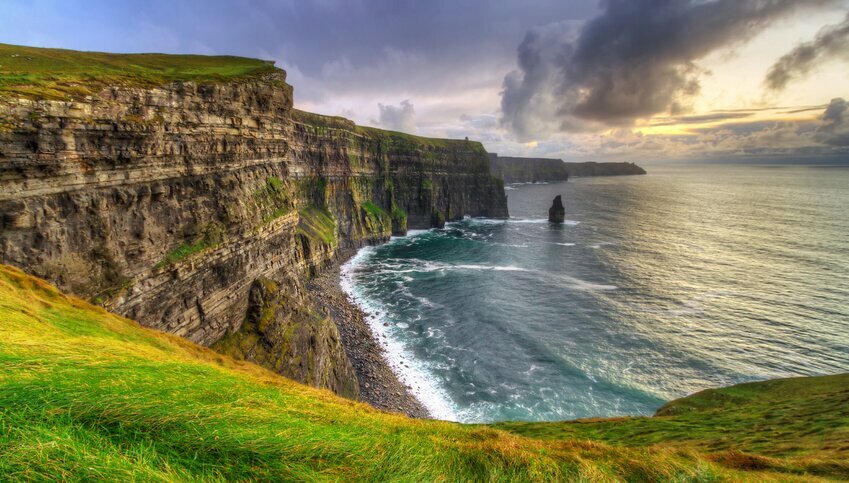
341 164 849 423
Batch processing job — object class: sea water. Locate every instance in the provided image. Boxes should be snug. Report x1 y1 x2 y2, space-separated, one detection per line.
341 164 849 423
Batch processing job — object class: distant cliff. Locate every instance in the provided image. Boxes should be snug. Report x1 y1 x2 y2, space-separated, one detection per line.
489 154 646 182
489 155 570 183
0 44 508 399
563 161 646 177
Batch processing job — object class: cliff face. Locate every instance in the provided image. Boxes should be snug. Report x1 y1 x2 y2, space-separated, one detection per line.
563 161 646 177
489 154 570 183
0 70 507 398
489 154 646 182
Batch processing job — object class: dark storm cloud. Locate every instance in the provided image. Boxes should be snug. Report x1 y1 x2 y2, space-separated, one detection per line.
0 0 595 99
818 98 849 146
766 13 849 91
501 0 834 139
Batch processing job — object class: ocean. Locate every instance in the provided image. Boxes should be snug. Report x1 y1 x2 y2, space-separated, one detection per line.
341 163 849 423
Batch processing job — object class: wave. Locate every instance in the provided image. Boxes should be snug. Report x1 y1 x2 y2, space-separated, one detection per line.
384 259 532 274
340 250 462 421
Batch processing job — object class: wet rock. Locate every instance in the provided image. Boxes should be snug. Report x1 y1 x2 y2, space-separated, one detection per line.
549 195 565 223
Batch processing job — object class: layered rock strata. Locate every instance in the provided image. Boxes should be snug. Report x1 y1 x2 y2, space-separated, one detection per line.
0 69 508 399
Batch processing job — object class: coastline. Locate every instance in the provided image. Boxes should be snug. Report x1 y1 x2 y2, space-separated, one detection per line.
308 248 430 419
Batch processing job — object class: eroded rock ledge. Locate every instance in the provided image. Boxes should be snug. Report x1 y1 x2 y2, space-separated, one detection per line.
0 70 508 402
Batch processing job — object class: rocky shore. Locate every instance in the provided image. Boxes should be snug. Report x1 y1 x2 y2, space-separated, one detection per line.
308 250 430 419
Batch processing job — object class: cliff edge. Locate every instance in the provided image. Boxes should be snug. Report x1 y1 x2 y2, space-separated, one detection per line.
0 44 508 401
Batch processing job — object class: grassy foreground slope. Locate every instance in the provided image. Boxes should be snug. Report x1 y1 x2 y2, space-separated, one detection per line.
0 43 279 100
496 375 849 459
0 265 833 482
496 375 849 479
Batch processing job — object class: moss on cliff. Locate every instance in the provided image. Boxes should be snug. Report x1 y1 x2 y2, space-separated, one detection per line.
1 264 845 481
391 206 408 235
253 177 293 225
213 276 358 399
361 201 391 235
297 205 336 246
0 43 281 100
155 221 226 268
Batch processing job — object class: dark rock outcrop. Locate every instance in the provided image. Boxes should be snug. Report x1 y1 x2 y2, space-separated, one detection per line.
214 276 359 399
0 68 508 398
549 195 565 223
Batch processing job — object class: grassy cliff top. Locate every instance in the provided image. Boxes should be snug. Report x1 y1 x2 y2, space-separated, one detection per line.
355 125 476 149
0 43 281 100
292 108 486 151
1 263 846 481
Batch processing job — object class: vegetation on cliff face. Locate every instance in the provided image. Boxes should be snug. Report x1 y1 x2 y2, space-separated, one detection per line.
1 264 846 481
213 277 359 399
296 205 337 247
155 221 226 269
0 43 280 100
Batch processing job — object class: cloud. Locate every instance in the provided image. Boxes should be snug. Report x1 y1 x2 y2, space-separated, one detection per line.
648 112 755 127
374 100 416 132
766 13 849 90
500 0 833 140
817 97 849 146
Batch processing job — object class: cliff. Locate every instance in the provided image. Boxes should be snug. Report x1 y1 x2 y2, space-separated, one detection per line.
489 154 570 182
489 154 646 182
0 45 507 400
563 161 647 177
2 264 846 481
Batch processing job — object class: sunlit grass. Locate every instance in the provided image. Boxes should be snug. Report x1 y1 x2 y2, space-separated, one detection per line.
0 43 279 100
0 268 843 481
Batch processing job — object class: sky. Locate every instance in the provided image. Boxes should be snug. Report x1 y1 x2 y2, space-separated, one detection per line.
1 0 848 162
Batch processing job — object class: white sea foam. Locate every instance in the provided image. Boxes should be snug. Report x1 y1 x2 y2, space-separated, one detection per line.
341 249 461 422
449 217 507 226
394 260 531 274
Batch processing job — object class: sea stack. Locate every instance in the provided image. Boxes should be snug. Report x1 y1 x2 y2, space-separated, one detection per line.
548 195 565 223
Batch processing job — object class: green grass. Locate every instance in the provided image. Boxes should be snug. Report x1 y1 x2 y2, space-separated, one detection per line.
154 222 225 268
361 201 392 235
361 201 387 220
291 109 356 131
253 177 292 225
154 240 210 268
296 205 336 246
495 375 849 478
0 43 280 100
355 125 483 150
391 206 408 233
3 265 832 481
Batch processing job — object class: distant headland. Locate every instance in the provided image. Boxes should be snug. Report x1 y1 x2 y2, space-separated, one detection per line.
489 153 646 183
